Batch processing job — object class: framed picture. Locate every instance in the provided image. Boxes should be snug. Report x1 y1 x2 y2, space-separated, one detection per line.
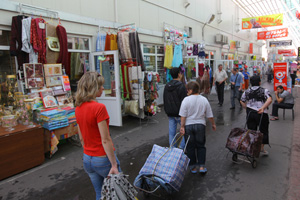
47 37 60 52
26 77 45 88
44 64 62 76
45 76 62 87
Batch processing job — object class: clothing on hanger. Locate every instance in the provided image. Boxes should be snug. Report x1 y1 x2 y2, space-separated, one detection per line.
164 45 173 69
21 17 38 63
31 18 47 64
171 44 183 68
10 15 29 69
56 25 68 69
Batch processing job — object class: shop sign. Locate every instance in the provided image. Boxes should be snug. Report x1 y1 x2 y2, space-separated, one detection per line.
278 49 296 56
273 62 288 91
249 43 253 54
269 40 292 47
229 41 236 53
257 28 288 40
242 14 283 30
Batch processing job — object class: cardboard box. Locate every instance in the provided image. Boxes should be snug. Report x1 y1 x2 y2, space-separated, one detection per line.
44 122 78 153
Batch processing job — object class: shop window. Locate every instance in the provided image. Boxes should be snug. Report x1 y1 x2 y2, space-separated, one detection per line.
67 36 91 92
0 30 17 105
67 36 90 51
142 44 165 84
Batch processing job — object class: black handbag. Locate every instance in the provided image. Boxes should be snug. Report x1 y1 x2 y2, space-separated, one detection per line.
231 74 239 90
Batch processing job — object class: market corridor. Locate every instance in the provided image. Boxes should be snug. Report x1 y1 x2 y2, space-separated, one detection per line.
0 81 298 200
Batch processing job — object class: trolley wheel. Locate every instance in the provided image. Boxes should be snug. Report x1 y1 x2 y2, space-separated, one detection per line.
252 160 257 168
232 153 238 162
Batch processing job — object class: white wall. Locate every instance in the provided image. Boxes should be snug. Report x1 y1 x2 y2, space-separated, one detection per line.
1 0 263 58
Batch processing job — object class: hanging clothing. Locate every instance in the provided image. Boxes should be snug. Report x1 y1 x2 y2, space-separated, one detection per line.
171 44 183 68
96 32 101 52
105 34 111 51
110 34 118 50
30 18 47 64
21 17 38 63
100 33 106 52
164 45 173 69
122 32 131 59
117 32 126 60
193 44 198 56
129 32 137 59
10 15 29 69
56 25 68 69
198 63 204 77
46 24 60 64
134 32 145 71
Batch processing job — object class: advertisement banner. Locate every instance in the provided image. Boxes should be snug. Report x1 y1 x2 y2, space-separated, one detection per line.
278 49 296 57
249 43 253 54
229 41 236 53
273 63 288 91
242 14 283 30
269 40 292 47
257 28 288 40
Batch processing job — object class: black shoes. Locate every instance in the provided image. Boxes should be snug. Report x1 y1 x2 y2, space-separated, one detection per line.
230 107 235 110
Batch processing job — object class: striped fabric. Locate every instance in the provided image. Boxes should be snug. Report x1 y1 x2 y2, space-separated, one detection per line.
139 144 190 191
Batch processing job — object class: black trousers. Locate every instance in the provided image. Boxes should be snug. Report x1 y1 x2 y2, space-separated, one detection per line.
216 81 225 104
271 101 294 117
246 108 269 144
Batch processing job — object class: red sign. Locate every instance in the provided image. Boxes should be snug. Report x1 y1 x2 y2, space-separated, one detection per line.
249 43 253 54
273 63 288 91
277 49 296 56
257 28 288 40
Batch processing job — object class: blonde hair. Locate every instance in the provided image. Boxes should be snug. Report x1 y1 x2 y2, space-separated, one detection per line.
75 72 104 106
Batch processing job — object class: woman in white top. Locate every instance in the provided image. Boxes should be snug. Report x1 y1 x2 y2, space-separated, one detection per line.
179 81 216 174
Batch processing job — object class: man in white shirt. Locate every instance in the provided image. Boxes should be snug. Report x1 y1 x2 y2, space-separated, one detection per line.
213 64 228 106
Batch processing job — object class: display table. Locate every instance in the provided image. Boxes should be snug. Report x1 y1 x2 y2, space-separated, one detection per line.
0 124 44 180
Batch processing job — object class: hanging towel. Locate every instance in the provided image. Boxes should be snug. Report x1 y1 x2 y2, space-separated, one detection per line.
56 25 68 69
129 32 137 59
96 32 101 52
46 24 60 64
105 34 111 51
117 32 126 60
164 45 173 69
100 33 106 51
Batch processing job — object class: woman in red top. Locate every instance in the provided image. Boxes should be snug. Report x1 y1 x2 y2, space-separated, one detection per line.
75 72 120 200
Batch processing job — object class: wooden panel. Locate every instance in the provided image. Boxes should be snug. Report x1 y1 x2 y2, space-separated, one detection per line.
0 124 44 180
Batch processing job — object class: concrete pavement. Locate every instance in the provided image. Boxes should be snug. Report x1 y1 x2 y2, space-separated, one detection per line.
0 81 298 200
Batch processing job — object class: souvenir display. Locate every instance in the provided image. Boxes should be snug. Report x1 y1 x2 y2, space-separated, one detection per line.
45 76 62 87
44 64 62 76
2 115 17 131
24 99 35 127
23 63 45 89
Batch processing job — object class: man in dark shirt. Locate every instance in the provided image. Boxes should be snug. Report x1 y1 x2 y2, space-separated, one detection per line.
163 68 187 148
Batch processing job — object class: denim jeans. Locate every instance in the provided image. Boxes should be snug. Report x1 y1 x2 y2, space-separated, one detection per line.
169 117 185 149
184 124 206 168
83 153 121 200
230 86 240 108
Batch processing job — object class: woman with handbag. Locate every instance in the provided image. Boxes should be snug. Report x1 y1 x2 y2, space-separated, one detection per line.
75 72 120 200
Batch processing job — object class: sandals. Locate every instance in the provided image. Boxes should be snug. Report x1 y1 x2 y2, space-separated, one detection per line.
270 117 279 121
190 168 197 174
199 168 207 174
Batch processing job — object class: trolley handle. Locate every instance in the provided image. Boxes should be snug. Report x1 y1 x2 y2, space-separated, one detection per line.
170 132 190 152
244 110 264 130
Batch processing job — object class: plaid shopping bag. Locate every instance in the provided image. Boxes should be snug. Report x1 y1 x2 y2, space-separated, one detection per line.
139 144 190 191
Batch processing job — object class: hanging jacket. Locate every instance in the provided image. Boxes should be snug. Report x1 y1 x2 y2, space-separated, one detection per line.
56 25 68 69
163 80 187 117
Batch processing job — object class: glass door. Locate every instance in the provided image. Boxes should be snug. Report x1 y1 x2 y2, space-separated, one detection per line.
90 50 122 126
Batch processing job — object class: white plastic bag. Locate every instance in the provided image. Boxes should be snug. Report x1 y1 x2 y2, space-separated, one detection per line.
211 86 217 95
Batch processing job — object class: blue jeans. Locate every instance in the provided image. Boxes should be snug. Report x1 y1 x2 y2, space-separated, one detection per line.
83 153 121 200
184 124 206 168
230 86 240 108
169 117 185 149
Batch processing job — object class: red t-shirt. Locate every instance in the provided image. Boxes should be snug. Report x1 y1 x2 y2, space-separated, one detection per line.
75 101 111 156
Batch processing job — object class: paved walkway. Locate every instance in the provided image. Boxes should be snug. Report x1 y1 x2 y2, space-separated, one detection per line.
288 87 300 200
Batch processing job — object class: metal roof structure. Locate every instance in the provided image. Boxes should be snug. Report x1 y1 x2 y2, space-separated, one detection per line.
232 0 300 49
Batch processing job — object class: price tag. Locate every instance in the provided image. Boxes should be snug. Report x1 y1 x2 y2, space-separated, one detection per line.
39 23 45 29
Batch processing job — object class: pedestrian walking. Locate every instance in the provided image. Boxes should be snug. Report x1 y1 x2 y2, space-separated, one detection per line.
163 67 187 149
213 64 228 106
230 68 243 109
270 85 294 121
75 72 121 200
266 65 273 83
243 68 250 90
240 75 273 155
179 81 216 174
